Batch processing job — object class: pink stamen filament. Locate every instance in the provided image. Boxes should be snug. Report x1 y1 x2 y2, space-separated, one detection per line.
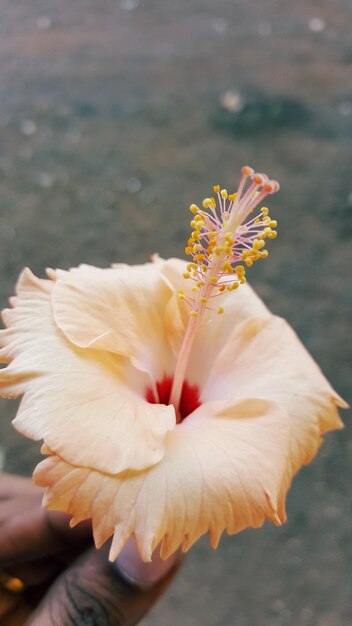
169 257 223 420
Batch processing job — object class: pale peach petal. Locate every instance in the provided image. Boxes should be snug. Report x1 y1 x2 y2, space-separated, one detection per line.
203 316 345 475
0 268 175 473
0 269 54 398
187 285 270 389
51 263 175 379
34 397 291 562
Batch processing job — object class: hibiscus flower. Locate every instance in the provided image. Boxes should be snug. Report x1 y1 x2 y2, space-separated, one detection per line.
0 167 346 562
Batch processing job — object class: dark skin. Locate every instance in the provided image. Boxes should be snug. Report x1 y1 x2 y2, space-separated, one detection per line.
0 473 179 625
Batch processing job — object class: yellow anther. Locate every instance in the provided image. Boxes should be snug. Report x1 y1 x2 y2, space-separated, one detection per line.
222 261 233 274
202 197 215 209
184 172 278 325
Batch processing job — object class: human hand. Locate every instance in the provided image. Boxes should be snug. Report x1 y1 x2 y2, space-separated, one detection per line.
0 473 180 625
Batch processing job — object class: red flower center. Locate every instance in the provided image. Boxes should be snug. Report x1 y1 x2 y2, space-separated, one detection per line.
145 374 201 423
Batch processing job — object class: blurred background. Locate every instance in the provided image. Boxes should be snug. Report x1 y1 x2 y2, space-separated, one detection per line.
0 0 351 624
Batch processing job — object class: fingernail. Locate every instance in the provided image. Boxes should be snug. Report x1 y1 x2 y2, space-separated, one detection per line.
114 537 181 589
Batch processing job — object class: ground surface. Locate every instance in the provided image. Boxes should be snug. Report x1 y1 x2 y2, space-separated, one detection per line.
0 1 351 624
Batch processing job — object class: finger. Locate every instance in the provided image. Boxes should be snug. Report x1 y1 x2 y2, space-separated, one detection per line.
1 600 32 626
0 474 40 500
0 587 18 619
0 496 43 527
5 558 61 587
0 587 32 626
116 537 182 588
27 543 181 626
0 507 91 568
47 509 92 543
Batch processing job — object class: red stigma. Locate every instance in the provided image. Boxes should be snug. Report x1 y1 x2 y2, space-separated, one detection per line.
145 375 201 423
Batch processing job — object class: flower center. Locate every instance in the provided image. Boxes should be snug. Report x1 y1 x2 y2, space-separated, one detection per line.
145 375 201 423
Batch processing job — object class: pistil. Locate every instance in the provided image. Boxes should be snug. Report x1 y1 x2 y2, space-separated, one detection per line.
169 166 280 419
